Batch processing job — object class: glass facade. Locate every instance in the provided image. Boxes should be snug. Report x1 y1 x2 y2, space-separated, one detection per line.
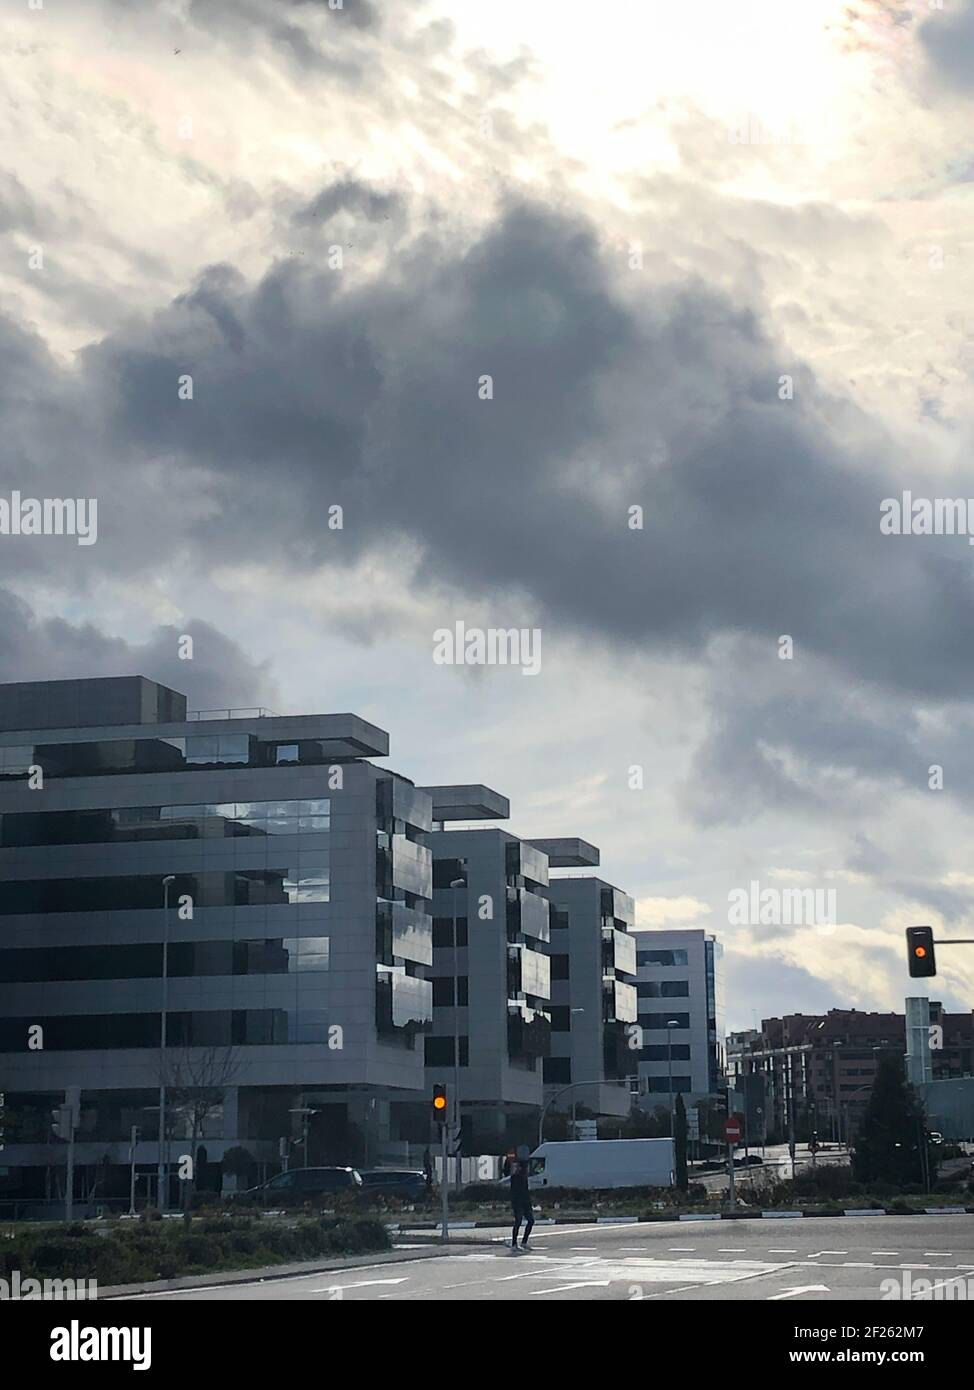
637 949 689 967
0 1008 335 1050
0 736 361 780
0 937 329 982
0 864 330 913
0 798 330 847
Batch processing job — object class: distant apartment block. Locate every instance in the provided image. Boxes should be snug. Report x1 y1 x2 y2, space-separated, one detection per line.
633 929 725 1108
730 1006 974 1143
531 837 638 1120
421 786 551 1151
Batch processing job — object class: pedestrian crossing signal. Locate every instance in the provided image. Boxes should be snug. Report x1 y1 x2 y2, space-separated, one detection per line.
432 1085 448 1125
906 926 936 978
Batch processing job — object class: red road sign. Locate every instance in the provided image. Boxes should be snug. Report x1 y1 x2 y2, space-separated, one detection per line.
724 1119 742 1144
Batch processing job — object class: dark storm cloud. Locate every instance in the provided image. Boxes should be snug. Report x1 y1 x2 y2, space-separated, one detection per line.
6 188 974 730
919 0 974 91
0 588 279 712
65 195 974 707
682 661 974 826
293 177 401 227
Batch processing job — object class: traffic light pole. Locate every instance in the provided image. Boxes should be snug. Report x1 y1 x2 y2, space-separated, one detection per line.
440 1122 449 1241
66 1121 75 1223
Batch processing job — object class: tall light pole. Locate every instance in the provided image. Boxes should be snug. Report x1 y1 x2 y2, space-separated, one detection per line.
538 1081 607 1148
450 871 466 1189
157 875 176 1212
666 1019 679 1134
569 1010 585 1138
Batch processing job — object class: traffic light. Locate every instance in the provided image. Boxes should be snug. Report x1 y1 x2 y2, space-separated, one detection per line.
906 925 937 978
51 1105 73 1139
431 1084 448 1126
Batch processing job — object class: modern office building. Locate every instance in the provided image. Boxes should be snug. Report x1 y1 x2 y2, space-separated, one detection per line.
633 929 725 1109
0 676 434 1204
531 838 638 1123
421 786 552 1152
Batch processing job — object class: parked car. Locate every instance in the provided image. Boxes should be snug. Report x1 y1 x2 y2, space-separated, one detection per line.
232 1166 363 1205
357 1169 429 1201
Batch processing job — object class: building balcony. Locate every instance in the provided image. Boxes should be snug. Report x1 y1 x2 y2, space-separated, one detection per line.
600 885 635 928
507 1004 551 1061
375 967 433 1037
506 886 550 943
603 978 638 1024
391 835 432 899
507 944 551 1002
602 926 637 978
376 900 433 968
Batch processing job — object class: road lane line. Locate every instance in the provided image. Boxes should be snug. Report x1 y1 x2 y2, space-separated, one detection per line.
768 1285 830 1301
530 1281 611 1295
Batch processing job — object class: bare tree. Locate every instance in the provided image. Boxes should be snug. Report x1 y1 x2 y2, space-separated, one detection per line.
161 1045 240 1223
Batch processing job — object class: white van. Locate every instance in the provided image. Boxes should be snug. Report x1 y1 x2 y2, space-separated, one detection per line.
528 1138 675 1191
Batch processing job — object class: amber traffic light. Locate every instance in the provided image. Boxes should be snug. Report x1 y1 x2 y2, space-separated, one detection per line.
906 926 936 978
432 1084 448 1125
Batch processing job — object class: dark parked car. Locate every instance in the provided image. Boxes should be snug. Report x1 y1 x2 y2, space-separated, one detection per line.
232 1166 363 1205
357 1169 429 1201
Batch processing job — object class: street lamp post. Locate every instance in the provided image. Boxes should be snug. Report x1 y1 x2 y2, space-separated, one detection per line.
289 1106 316 1167
666 1020 679 1135
568 1010 586 1137
450 873 466 1188
538 1081 610 1148
157 875 175 1212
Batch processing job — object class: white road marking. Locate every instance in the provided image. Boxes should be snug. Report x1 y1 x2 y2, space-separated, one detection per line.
768 1285 830 1301
768 1249 797 1254
530 1281 611 1295
310 1278 408 1291
668 1246 696 1252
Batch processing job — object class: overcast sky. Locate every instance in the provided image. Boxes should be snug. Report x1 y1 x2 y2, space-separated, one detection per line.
3 0 974 1028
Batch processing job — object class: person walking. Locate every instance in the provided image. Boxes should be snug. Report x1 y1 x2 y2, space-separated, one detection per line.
503 1151 534 1250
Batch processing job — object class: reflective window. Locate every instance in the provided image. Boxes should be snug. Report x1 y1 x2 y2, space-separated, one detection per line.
0 1008 317 1050
0 935 329 982
0 745 33 775
0 799 330 848
638 1012 690 1030
637 979 690 998
185 734 252 766
637 949 689 967
0 865 330 914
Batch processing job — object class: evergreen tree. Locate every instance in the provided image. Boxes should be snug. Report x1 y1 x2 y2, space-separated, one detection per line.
852 1054 934 1188
674 1092 689 1190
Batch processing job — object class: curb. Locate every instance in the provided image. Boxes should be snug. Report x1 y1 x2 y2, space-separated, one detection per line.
100 1243 482 1298
391 1206 974 1231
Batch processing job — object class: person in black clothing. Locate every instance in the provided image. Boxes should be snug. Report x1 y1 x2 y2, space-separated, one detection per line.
503 1152 534 1249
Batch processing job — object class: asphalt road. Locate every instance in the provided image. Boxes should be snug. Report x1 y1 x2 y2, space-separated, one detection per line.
120 1214 974 1302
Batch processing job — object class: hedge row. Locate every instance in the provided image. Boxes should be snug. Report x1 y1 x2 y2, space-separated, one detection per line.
0 1215 390 1284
